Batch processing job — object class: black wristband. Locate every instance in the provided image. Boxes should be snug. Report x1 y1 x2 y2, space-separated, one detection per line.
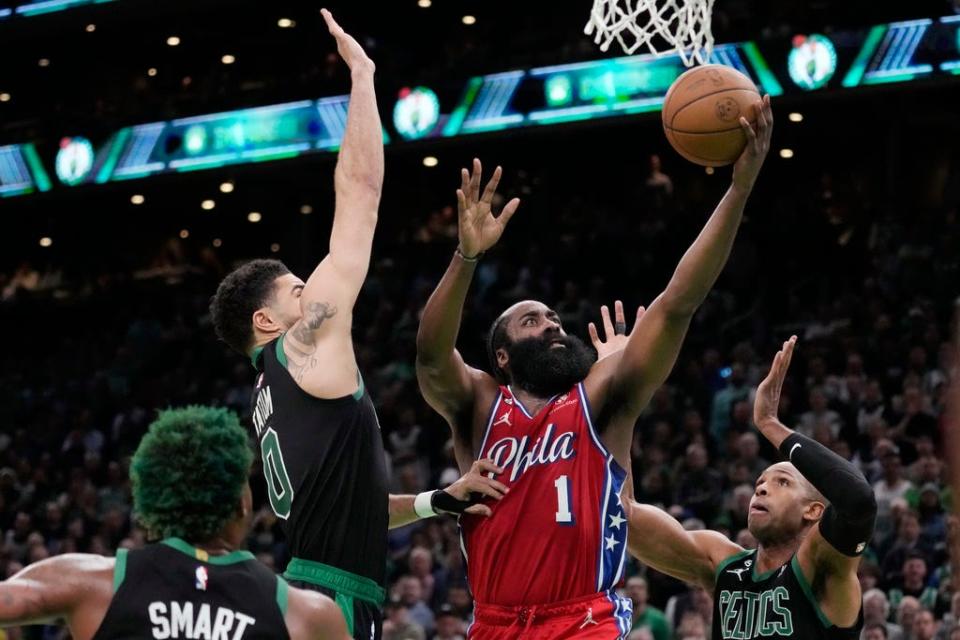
431 490 482 515
455 246 483 262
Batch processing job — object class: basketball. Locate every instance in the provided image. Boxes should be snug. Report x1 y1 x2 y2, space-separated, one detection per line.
661 64 762 167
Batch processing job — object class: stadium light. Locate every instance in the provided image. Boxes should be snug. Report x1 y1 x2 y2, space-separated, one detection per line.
423 156 439 167
201 199 216 210
39 237 53 247
462 15 476 25
131 194 145 205
38 58 50 67
167 36 180 46
779 148 795 158
270 243 281 253
221 54 236 65
788 112 803 122
147 68 158 77
213 238 223 247
300 204 313 215
179 229 190 239
278 18 294 28
0 93 10 103
85 23 96 33
248 211 262 223
219 181 234 193
418 0 431 6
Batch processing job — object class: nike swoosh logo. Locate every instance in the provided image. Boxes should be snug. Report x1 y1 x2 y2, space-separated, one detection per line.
789 443 802 460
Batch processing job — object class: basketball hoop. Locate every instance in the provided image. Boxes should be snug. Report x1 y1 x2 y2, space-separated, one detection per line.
584 0 717 67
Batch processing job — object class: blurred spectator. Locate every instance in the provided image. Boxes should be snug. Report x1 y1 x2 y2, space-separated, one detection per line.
626 576 670 640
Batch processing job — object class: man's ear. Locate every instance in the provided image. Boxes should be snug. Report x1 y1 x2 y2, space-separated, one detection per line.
496 347 509 373
804 500 826 525
253 307 282 335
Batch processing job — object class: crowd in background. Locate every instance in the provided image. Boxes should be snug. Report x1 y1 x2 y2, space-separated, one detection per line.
1 117 959 640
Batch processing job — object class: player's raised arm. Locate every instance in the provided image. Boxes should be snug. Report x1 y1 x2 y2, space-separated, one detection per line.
283 10 383 390
415 159 520 422
754 337 877 628
0 553 112 634
588 96 772 452
626 501 742 591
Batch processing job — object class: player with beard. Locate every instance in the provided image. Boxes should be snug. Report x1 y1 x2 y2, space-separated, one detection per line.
610 335 875 639
415 95 773 640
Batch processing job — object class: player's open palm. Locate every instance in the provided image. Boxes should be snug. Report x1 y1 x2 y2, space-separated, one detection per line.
754 335 796 429
457 158 521 258
732 93 773 192
320 9 374 73
588 300 645 360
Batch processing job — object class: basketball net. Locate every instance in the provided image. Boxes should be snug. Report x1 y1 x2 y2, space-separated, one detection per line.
584 0 716 67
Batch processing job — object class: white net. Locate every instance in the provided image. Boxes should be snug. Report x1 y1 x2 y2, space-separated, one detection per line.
584 0 717 67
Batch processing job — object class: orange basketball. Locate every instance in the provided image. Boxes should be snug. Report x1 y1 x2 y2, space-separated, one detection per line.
661 65 761 167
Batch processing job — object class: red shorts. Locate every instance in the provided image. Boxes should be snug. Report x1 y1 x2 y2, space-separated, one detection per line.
468 591 633 639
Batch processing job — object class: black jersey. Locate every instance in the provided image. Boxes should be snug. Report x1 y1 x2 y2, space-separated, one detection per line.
712 549 862 640
251 336 388 587
92 539 288 640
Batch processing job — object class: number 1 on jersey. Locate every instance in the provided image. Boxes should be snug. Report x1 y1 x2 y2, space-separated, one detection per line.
554 475 574 524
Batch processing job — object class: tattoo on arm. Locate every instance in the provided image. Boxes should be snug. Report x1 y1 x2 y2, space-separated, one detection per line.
291 302 338 344
287 302 338 383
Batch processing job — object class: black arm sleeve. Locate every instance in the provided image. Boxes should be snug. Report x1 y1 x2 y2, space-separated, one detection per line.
779 432 878 556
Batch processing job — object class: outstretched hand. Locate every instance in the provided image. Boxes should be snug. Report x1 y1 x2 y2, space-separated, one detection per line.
456 158 521 259
732 94 773 192
588 300 646 361
320 9 374 74
754 335 796 430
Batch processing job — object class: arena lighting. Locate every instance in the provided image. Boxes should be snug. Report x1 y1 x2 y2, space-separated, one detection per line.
147 67 157 77
417 0 431 7
38 58 50 67
247 211 262 223
780 148 795 158
85 23 95 32
462 15 476 25
219 181 234 193
0 93 10 102
300 204 313 215
166 36 180 46
422 156 439 167
39 236 52 247
130 194 145 205
277 18 294 28
221 54 236 65
179 229 189 239
201 199 216 210
788 112 803 122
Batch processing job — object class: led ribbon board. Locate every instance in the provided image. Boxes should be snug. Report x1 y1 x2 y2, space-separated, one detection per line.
0 144 52 197
0 0 115 19
443 43 782 135
87 97 360 183
3 15 958 197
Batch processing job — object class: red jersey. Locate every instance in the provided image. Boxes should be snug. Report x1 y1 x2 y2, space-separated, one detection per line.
460 383 629 610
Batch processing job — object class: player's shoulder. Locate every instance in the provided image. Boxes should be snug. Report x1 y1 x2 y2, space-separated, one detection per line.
285 584 349 640
690 530 746 573
15 552 116 589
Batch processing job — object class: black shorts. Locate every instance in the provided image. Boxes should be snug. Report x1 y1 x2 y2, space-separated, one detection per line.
287 578 382 640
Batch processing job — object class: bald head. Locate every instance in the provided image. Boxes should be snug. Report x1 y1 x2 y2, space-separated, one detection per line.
764 461 825 504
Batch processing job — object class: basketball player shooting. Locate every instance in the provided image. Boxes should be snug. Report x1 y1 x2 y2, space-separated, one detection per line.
0 406 350 640
594 331 876 638
210 11 506 640
415 96 772 638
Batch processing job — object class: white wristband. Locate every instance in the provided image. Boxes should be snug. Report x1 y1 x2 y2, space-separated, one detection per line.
414 491 438 519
